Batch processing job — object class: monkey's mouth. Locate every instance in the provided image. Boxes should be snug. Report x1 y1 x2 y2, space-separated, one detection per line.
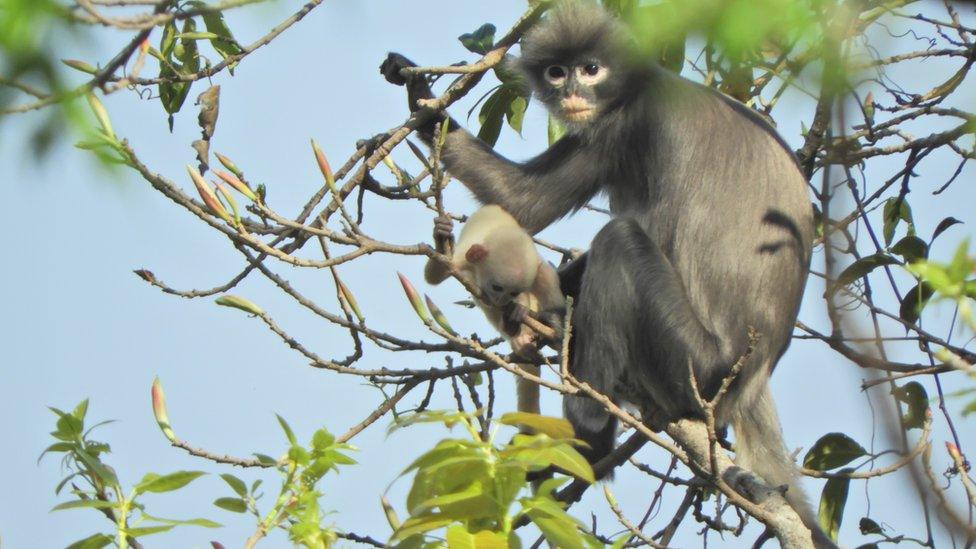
559 96 595 122
561 107 594 122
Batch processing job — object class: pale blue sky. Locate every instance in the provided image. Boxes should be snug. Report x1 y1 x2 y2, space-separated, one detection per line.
2 1 975 547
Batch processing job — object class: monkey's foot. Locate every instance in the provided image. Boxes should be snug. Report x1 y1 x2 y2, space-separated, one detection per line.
354 133 389 157
511 332 541 358
723 466 786 505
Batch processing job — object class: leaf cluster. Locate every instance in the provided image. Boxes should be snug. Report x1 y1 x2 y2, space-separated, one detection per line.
387 411 599 549
42 400 218 549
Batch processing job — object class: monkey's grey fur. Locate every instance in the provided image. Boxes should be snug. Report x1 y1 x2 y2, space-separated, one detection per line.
382 1 829 545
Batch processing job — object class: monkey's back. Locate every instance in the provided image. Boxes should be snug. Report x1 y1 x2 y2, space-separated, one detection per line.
603 68 813 395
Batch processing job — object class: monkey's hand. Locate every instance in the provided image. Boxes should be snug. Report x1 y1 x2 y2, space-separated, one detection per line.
380 53 435 109
432 214 455 255
380 52 447 142
501 301 529 337
380 52 416 86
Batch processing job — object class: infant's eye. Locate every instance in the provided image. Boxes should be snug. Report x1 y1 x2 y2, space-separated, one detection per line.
583 63 600 75
510 291 519 297
492 284 504 292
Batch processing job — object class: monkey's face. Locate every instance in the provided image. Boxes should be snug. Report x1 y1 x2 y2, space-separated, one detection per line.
539 61 611 125
516 0 633 130
474 259 536 308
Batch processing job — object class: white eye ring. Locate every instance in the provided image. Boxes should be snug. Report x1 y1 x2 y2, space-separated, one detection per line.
576 63 608 85
544 65 568 85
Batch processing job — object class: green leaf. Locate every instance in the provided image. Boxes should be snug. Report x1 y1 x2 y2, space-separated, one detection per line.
532 445 594 483
882 197 914 246
892 381 929 430
176 31 219 40
932 217 963 242
413 481 496 520
899 282 934 324
66 533 113 549
134 470 206 494
535 476 570 498
947 239 973 284
122 525 176 537
157 18 201 120
390 411 475 434
72 399 90 421
962 398 976 416
499 413 575 439
392 514 456 541
288 445 310 466
859 517 883 535
906 261 953 291
477 86 511 147
220 474 247 497
526 509 584 549
890 235 928 262
39 442 76 461
835 254 900 289
817 471 852 542
158 21 191 118
445 525 508 549
50 406 83 440
140 512 221 528
458 23 496 55
160 20 177 57
277 414 298 445
547 115 566 145
52 499 116 512
73 448 119 487
214 497 248 513
506 95 528 135
803 433 867 471
178 18 200 73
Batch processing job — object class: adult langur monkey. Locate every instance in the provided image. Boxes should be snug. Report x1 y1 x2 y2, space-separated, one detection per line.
381 1 826 545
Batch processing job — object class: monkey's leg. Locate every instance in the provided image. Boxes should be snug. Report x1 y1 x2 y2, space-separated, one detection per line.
566 217 728 466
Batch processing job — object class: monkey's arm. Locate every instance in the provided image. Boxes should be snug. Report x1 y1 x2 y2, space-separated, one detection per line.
381 53 601 234
440 133 601 234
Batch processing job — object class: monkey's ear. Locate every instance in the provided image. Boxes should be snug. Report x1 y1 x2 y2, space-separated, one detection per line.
466 244 489 263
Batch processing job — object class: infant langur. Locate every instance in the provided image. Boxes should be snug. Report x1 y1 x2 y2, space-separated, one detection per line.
425 205 565 414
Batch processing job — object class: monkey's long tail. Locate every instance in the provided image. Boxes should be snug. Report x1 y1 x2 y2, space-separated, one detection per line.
730 383 840 549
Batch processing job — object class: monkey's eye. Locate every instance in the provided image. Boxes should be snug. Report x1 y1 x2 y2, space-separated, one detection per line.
510 291 519 297
491 284 504 292
577 63 608 85
544 65 568 85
